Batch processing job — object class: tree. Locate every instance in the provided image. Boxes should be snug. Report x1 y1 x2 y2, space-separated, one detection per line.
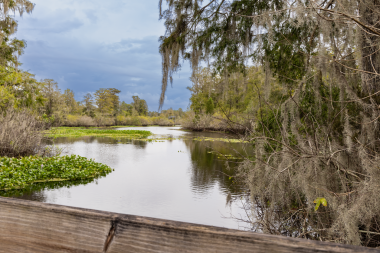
120 101 133 116
63 89 79 114
205 97 214 115
131 95 149 116
94 88 121 116
159 0 380 245
41 79 60 116
82 93 95 117
0 0 34 67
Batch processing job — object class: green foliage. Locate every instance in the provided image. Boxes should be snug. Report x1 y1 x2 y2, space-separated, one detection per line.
94 88 121 116
46 127 152 139
131 96 149 116
0 0 34 67
63 89 80 114
120 101 133 116
0 155 113 190
160 0 380 245
0 86 15 110
82 93 95 117
205 97 214 115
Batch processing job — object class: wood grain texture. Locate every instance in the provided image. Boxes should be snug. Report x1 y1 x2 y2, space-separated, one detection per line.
0 197 379 253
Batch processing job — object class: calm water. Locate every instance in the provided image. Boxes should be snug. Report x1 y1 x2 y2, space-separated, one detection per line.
4 127 250 229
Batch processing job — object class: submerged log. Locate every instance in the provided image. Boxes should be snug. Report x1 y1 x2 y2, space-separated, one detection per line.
0 197 378 253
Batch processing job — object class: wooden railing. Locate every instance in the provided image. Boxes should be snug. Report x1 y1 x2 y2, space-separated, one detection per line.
0 197 378 252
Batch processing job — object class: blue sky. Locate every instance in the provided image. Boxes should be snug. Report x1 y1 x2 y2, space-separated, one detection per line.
14 0 192 111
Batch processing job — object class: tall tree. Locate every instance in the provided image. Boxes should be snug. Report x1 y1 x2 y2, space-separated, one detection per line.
82 93 95 116
132 95 148 116
41 79 59 116
63 89 78 114
94 88 121 116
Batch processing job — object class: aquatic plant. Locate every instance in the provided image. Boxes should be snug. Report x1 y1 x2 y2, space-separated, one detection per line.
0 155 113 190
45 127 152 139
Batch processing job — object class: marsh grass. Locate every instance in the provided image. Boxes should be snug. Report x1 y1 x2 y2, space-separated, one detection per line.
45 127 152 139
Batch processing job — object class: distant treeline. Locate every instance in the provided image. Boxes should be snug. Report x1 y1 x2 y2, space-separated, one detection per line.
40 81 185 127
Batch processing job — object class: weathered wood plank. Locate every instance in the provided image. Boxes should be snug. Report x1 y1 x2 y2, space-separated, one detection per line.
0 197 378 253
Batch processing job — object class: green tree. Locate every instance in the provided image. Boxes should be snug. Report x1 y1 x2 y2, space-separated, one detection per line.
94 88 121 116
63 89 79 114
82 93 95 117
120 101 133 116
205 97 214 115
41 79 60 116
0 0 34 67
131 95 148 116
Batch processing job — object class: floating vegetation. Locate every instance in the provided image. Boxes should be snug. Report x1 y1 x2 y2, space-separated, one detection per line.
206 151 243 159
0 155 113 190
192 137 248 143
135 136 247 143
45 127 152 139
45 128 247 144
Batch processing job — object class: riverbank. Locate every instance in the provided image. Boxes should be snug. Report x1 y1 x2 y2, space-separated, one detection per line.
180 112 252 135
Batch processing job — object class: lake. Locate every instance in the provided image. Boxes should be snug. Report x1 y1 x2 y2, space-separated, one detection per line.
2 127 250 230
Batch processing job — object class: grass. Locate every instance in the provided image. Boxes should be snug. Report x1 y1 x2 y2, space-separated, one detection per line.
45 127 152 139
0 155 113 190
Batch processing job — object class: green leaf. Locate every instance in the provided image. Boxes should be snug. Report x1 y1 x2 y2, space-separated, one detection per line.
314 197 327 211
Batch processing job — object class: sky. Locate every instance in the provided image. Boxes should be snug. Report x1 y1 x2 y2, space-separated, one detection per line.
14 0 192 111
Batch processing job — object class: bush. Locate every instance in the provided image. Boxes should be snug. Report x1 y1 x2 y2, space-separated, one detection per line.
63 115 96 127
0 108 44 157
115 115 176 127
64 114 79 126
139 116 152 126
76 115 96 127
151 116 174 126
94 115 115 126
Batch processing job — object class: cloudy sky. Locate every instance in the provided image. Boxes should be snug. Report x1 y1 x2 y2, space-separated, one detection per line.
14 0 192 111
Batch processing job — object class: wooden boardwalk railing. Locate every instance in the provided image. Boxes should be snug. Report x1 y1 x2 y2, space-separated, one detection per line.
0 197 379 253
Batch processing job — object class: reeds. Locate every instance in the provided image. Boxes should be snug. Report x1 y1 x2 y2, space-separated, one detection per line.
0 108 44 157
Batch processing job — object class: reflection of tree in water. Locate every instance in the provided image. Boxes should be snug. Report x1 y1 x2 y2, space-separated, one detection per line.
0 179 96 202
131 140 147 149
184 139 247 196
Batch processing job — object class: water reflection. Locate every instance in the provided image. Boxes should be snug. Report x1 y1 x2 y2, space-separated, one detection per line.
3 127 249 229
183 138 246 196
